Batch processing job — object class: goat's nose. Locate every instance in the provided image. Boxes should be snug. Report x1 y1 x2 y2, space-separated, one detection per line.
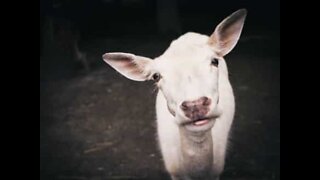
180 96 211 119
181 97 211 109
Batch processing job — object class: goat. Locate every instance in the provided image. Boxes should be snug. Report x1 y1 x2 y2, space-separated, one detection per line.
102 9 247 180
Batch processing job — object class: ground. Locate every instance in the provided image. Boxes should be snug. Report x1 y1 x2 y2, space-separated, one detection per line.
40 34 280 180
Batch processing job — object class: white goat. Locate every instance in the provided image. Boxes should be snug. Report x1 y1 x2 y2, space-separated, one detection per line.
102 9 247 180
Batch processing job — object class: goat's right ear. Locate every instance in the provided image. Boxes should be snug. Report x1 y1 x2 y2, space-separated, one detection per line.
102 52 153 81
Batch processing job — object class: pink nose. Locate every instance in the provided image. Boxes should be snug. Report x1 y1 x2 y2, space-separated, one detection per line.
180 96 211 120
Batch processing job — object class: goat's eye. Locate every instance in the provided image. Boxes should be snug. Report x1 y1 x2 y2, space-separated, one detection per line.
152 73 161 82
211 58 219 67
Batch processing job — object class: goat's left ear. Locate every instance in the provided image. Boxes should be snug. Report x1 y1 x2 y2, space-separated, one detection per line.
208 9 247 56
102 52 153 81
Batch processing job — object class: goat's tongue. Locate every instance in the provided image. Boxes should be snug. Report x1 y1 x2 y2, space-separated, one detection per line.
193 119 209 126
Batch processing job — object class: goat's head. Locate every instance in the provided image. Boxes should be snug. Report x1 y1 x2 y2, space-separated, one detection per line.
103 9 246 132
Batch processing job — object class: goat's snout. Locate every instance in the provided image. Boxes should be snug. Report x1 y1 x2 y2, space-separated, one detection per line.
180 96 211 120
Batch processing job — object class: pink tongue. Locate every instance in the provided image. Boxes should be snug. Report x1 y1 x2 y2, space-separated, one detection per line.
193 119 209 126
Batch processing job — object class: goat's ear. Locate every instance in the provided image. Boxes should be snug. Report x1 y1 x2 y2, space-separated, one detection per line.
102 52 153 81
208 9 247 56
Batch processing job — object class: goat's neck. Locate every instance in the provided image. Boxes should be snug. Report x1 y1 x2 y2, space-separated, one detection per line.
179 128 213 178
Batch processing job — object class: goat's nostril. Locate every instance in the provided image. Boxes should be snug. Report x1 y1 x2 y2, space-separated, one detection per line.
181 102 189 110
201 96 211 106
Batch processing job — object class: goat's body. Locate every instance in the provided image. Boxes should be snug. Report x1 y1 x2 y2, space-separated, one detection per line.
156 58 235 179
102 9 246 180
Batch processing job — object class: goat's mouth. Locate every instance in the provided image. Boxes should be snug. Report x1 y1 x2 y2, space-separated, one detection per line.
183 117 216 132
192 118 210 126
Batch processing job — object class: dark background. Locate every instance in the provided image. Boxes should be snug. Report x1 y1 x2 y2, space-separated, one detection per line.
40 0 280 179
